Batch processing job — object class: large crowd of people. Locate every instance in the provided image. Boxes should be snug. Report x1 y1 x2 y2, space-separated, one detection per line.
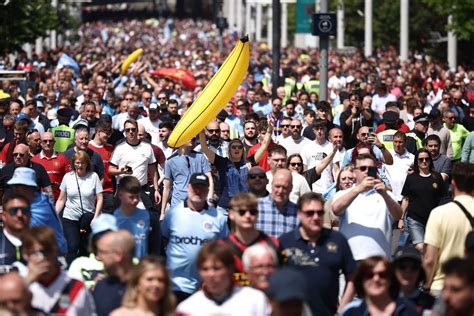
0 18 473 316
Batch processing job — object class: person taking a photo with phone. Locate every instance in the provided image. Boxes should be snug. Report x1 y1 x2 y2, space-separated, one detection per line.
332 153 403 261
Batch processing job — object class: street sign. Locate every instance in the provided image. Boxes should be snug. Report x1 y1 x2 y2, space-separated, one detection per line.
295 0 314 34
312 13 337 36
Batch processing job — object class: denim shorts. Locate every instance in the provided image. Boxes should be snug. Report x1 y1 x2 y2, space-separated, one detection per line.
406 217 425 245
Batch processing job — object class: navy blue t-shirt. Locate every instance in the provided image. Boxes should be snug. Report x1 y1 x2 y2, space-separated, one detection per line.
279 227 356 316
93 276 126 316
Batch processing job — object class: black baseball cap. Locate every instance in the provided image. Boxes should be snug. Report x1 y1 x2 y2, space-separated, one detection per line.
266 267 308 303
189 173 209 186
394 245 421 264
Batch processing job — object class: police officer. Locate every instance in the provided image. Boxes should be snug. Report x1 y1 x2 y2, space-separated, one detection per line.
51 108 75 153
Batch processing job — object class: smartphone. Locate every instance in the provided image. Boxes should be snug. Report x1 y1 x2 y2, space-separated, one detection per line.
367 166 377 178
368 127 375 134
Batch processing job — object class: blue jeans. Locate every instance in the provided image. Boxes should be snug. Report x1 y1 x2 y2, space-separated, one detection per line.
406 217 425 245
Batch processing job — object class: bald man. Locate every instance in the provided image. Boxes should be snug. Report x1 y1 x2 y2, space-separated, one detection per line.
0 272 43 314
31 132 71 201
93 230 135 316
256 169 299 238
194 120 229 158
26 130 41 156
0 143 52 201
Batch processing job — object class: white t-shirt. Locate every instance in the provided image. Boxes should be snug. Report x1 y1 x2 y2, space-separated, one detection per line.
266 171 311 204
109 140 156 186
334 188 395 260
138 117 161 145
385 149 414 201
177 286 271 316
60 171 103 221
279 136 313 156
301 140 333 169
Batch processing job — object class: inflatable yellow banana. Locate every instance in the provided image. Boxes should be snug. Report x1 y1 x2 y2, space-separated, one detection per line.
120 48 144 75
168 37 250 148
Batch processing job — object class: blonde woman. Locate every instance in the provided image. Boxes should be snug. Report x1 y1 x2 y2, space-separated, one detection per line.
56 150 103 265
111 256 176 316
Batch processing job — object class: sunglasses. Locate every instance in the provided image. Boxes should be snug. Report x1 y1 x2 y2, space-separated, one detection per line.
290 125 301 129
13 152 25 158
396 262 419 271
365 270 388 280
249 174 266 180
300 209 325 217
235 209 258 216
418 157 430 162
289 162 303 167
356 166 376 172
125 98 134 101
207 129 220 134
445 116 456 120
7 206 31 216
42 139 55 143
125 128 137 133
281 124 290 128
231 145 244 150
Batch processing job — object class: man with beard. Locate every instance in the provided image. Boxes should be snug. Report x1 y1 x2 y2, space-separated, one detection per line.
279 118 312 156
241 120 258 154
195 120 229 158
26 130 42 157
157 121 174 159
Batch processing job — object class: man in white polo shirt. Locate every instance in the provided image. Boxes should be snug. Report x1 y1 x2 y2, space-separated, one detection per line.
332 153 403 260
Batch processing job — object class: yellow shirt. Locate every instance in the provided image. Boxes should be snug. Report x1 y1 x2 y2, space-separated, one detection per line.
424 195 474 291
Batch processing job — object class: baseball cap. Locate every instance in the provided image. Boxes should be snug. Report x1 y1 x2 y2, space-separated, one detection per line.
428 108 441 119
266 267 308 303
73 119 89 129
7 167 38 188
149 103 159 111
189 173 209 186
15 112 31 123
91 214 118 236
393 245 421 264
47 109 57 120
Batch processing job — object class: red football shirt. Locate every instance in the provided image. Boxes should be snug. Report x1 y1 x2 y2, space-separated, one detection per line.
88 142 114 193
31 152 71 201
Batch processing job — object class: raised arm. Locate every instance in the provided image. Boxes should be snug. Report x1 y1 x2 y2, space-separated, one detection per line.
254 119 274 163
199 130 216 164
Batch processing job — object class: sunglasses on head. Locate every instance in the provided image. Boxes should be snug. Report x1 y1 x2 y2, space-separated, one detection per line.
249 174 266 180
235 208 258 216
7 206 31 216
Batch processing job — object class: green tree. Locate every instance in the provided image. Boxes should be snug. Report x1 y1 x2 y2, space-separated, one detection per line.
423 0 474 40
0 0 59 55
